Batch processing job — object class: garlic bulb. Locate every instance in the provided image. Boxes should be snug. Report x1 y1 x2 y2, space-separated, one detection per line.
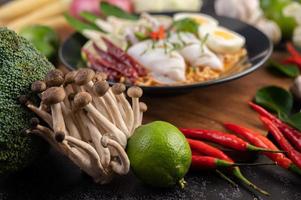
215 0 262 24
291 76 301 100
256 18 282 44
293 26 301 48
283 2 301 48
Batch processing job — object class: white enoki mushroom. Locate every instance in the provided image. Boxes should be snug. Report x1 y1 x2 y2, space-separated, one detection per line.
26 69 146 184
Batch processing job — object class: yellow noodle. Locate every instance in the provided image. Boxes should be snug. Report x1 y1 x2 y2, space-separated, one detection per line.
134 48 248 86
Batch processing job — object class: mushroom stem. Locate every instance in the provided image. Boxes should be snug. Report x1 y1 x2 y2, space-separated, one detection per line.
52 103 67 134
80 112 111 167
19 95 53 128
127 86 143 132
101 136 130 175
138 102 147 127
112 83 135 134
74 110 92 142
64 135 107 175
61 102 82 140
94 81 129 136
42 87 67 135
74 92 127 147
63 143 103 182
28 104 53 128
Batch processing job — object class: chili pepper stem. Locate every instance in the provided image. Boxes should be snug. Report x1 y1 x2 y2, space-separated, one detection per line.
216 159 275 167
216 169 238 188
178 178 187 189
247 144 285 153
289 164 301 176
233 162 276 167
232 167 270 196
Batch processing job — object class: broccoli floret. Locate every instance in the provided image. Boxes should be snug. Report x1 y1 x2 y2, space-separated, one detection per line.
0 27 54 174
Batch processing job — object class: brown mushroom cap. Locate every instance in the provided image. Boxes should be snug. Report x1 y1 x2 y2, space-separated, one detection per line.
31 80 47 93
64 71 78 86
55 132 65 143
101 135 109 148
93 80 109 97
73 92 92 109
45 69 65 87
68 93 76 102
111 83 126 95
74 69 95 85
18 95 29 105
93 72 108 82
139 102 148 112
127 86 143 98
30 117 40 128
42 87 66 105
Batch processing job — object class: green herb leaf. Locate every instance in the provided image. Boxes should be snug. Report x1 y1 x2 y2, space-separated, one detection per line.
172 18 199 35
287 112 301 131
134 32 149 41
268 60 300 78
80 11 99 23
64 14 99 33
255 86 293 115
100 2 138 20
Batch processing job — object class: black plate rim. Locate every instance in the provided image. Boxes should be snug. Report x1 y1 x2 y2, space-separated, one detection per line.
59 15 273 92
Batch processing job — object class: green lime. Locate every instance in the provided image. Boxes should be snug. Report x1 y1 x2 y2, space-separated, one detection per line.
126 121 192 188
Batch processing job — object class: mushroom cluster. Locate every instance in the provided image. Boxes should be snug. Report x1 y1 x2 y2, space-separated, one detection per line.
20 69 147 184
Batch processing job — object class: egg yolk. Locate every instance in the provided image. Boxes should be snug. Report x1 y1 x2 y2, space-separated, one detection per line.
193 17 208 25
214 30 235 40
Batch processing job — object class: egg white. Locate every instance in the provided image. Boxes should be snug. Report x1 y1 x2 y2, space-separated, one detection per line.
173 13 218 27
198 26 245 54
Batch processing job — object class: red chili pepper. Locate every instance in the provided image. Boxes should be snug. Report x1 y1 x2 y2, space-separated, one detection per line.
191 155 234 169
181 128 282 153
191 155 273 169
224 123 292 169
101 37 147 76
283 42 301 69
260 116 301 169
187 138 232 161
249 102 301 151
187 138 269 195
287 42 301 58
150 25 166 41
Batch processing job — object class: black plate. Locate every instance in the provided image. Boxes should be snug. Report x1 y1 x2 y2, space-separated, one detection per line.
59 15 272 94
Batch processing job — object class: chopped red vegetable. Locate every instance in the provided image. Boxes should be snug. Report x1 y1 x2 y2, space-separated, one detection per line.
150 26 166 41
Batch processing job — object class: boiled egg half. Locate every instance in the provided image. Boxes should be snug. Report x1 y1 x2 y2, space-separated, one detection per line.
198 26 246 54
173 13 218 27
